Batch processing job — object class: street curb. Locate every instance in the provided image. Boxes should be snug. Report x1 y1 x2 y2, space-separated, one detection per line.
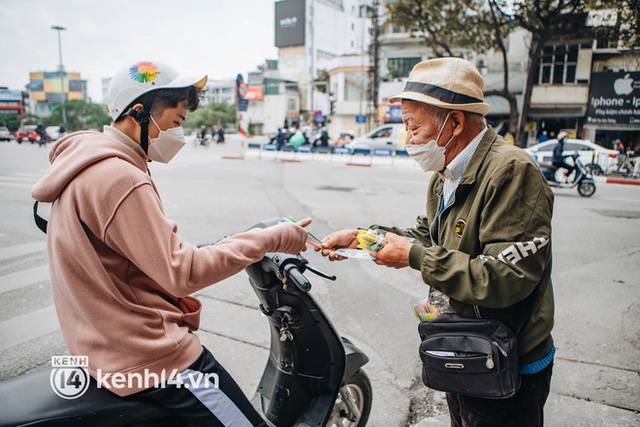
605 177 640 186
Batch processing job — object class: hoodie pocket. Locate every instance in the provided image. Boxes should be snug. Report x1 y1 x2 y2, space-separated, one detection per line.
177 296 202 332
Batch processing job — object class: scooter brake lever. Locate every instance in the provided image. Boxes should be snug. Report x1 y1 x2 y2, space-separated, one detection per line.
304 265 337 281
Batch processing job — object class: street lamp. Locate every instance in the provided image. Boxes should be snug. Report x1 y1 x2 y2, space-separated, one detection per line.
51 25 67 126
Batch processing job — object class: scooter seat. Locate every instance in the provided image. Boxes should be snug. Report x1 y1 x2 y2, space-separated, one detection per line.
0 369 182 427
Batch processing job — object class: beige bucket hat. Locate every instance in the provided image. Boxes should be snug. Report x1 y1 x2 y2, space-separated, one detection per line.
388 57 490 116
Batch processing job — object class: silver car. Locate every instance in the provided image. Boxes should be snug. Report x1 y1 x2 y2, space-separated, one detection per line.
0 126 13 141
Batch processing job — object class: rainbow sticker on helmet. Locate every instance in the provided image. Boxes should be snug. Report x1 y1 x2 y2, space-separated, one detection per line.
129 61 159 84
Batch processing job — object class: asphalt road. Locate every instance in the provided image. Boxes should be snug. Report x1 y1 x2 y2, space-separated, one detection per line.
0 135 638 426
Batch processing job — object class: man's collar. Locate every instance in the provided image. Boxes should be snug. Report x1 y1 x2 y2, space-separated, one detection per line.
440 126 488 181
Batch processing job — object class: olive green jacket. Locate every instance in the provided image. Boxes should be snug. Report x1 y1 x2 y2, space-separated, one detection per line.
376 127 555 365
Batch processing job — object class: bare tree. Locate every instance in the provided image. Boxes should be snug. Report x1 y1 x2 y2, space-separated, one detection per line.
388 0 520 141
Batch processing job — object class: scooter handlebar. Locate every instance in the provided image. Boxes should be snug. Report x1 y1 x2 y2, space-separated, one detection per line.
284 263 312 292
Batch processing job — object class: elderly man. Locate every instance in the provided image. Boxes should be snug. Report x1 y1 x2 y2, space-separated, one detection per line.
320 57 555 426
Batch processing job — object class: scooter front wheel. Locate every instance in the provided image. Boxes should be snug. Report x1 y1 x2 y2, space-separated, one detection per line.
328 370 373 427
578 180 596 197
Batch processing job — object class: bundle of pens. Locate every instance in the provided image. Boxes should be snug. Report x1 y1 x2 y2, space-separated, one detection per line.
412 300 442 321
356 229 387 253
413 290 452 321
282 216 323 249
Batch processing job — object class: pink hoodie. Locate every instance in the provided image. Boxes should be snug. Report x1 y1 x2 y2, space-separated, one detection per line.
32 128 307 396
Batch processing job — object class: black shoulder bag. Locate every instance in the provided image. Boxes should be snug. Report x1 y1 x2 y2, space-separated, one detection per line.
417 288 539 399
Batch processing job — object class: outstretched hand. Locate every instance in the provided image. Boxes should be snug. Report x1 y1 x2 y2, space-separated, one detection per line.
316 229 359 261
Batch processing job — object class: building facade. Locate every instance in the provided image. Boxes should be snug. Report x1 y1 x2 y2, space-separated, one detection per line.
0 88 26 119
27 71 87 118
274 0 373 120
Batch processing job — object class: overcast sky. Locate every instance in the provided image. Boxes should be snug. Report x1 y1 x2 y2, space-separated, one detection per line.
0 0 279 102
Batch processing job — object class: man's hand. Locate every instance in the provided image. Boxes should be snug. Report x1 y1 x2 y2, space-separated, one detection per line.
317 229 359 261
373 232 412 269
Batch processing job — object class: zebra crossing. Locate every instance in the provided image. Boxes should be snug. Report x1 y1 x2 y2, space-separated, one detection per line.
0 168 59 368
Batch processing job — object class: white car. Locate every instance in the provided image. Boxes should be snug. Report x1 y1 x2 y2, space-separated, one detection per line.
524 139 617 175
347 124 407 153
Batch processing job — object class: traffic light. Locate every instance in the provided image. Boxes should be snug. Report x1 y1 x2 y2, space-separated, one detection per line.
330 100 336 116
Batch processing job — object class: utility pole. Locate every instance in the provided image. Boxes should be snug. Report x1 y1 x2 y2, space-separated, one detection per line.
51 25 67 126
367 0 380 130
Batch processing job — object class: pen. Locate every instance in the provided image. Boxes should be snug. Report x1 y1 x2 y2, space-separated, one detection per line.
284 216 323 244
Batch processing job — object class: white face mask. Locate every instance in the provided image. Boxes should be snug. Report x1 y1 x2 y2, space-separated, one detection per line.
405 112 454 172
147 116 186 163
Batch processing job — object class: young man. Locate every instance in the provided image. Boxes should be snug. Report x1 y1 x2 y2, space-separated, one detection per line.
32 60 309 426
320 58 555 427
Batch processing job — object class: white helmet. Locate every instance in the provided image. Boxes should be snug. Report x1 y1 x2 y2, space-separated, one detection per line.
107 60 207 121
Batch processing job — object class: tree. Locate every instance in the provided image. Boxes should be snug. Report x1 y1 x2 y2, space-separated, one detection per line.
597 0 640 49
386 0 618 147
496 0 586 146
185 101 236 132
0 113 22 131
45 100 110 131
387 0 520 141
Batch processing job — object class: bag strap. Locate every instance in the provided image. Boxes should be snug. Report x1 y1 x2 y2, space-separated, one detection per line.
33 201 48 234
474 282 542 336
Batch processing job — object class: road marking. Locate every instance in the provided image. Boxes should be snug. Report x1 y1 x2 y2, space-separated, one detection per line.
0 241 47 261
0 181 34 189
601 197 640 204
0 305 59 352
0 265 50 294
7 172 44 178
0 176 38 182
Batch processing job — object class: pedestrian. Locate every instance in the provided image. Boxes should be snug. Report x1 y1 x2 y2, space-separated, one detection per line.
217 126 225 144
319 57 555 427
199 124 207 145
211 124 217 142
552 131 574 181
538 130 548 143
31 60 310 426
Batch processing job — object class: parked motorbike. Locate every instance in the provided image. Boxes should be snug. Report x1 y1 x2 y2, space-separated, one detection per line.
537 153 596 197
0 217 372 427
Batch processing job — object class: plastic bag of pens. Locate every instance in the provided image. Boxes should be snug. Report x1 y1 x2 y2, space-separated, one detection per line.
413 289 454 321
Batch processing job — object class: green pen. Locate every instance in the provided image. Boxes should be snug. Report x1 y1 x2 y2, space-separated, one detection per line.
284 216 323 244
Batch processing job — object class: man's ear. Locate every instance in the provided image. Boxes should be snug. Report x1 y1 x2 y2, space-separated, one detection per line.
450 110 465 136
124 104 145 122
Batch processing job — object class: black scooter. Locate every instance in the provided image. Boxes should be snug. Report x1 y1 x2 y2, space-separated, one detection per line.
0 218 372 427
536 153 596 197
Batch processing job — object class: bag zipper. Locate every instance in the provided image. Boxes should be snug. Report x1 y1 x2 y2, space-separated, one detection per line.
493 341 508 357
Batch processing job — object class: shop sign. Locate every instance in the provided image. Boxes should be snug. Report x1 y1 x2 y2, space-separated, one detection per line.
585 71 640 125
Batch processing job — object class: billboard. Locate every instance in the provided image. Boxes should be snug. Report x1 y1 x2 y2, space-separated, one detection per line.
275 0 305 48
585 71 640 125
378 104 402 123
29 71 87 103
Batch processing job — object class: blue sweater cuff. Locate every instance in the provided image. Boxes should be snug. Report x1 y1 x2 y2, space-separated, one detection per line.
520 345 555 375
